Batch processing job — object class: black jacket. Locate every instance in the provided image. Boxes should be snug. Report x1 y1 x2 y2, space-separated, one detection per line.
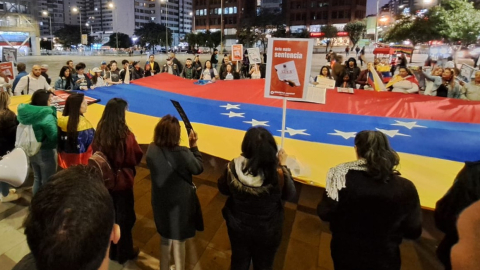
181 65 197 80
41 72 51 85
146 61 161 74
218 157 296 235
0 109 18 156
435 161 480 269
318 171 422 270
172 58 183 74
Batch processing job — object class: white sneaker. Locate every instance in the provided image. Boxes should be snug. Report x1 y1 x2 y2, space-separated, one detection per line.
0 189 20 203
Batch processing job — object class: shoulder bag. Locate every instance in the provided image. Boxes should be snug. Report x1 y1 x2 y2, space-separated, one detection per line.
160 148 204 231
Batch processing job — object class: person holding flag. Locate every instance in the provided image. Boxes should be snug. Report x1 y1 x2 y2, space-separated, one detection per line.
386 67 419 94
356 62 385 91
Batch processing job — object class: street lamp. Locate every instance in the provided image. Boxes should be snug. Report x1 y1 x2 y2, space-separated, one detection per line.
72 7 82 45
161 0 169 51
42 11 53 51
374 0 379 44
108 2 118 50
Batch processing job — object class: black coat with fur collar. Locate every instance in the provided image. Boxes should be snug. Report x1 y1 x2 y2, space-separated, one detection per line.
218 157 296 234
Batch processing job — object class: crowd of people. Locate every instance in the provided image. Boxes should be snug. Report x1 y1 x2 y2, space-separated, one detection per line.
0 48 479 270
320 51 480 101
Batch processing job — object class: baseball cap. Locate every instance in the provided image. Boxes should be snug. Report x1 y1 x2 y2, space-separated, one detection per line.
92 67 102 73
101 61 107 65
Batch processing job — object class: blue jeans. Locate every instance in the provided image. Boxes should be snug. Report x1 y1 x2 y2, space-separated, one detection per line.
30 149 57 195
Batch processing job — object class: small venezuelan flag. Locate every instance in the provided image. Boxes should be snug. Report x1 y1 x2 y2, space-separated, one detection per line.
367 66 387 92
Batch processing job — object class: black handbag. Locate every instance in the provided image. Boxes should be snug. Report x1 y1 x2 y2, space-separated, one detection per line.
161 148 204 231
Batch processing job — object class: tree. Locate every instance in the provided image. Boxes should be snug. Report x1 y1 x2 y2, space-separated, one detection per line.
134 22 172 52
344 21 366 48
429 0 480 45
321 25 338 52
54 25 81 47
196 32 207 48
272 24 288 38
210 31 223 50
237 25 258 47
384 15 441 62
105 33 132 49
185 32 198 50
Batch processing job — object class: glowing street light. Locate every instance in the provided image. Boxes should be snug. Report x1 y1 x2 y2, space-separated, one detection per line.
71 7 82 44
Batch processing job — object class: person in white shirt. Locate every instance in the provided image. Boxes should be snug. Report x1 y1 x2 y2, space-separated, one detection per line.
13 65 53 95
91 67 106 88
444 57 455 69
200 60 219 81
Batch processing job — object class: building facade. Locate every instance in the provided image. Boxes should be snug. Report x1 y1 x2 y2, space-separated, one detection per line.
36 0 193 46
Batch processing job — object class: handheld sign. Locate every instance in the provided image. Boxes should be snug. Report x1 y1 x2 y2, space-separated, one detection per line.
170 100 194 135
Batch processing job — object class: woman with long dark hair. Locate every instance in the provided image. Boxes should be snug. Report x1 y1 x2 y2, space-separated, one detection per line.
318 130 422 270
0 91 20 202
200 60 219 81
17 90 57 194
57 93 95 168
54 66 75 90
146 115 203 270
218 127 296 270
92 98 143 264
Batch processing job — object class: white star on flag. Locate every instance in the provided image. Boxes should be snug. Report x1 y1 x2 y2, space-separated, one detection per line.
221 111 245 118
376 128 411 138
391 120 427 130
220 103 241 110
328 130 357 139
243 119 270 127
278 127 310 136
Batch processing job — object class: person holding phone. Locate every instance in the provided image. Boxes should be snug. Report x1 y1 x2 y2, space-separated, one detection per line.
146 115 203 270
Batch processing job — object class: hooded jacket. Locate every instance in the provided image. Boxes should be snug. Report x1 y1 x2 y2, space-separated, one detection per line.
17 104 57 150
218 156 296 234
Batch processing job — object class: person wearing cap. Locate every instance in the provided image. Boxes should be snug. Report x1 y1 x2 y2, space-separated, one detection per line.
131 61 144 81
162 58 180 76
100 61 108 77
40 64 51 85
91 67 106 88
169 52 183 74
146 55 161 74
14 65 54 95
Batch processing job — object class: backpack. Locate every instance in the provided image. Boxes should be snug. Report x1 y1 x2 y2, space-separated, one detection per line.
88 151 116 190
15 123 41 157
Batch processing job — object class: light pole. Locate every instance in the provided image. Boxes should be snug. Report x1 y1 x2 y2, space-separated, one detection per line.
108 2 118 50
374 0 379 44
161 0 169 51
42 11 53 51
220 0 224 52
190 12 195 33
72 7 82 45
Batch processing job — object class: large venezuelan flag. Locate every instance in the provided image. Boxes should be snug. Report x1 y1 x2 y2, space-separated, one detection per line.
10 74 480 209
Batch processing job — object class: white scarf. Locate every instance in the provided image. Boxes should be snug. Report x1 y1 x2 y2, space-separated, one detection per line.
326 159 367 201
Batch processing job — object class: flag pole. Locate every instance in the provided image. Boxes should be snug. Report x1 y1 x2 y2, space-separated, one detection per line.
281 97 287 148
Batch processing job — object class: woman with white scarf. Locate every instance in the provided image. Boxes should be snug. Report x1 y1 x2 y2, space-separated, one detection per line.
317 130 422 270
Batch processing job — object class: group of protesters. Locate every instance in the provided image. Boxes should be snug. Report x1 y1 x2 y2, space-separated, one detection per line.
320 51 480 101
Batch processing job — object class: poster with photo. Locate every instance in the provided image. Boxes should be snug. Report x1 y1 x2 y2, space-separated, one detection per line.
247 47 262 64
2 47 17 64
264 38 314 100
458 64 475 83
0 62 15 81
231 44 243 62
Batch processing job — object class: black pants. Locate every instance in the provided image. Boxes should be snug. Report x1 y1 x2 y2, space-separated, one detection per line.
110 188 136 264
227 225 282 270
